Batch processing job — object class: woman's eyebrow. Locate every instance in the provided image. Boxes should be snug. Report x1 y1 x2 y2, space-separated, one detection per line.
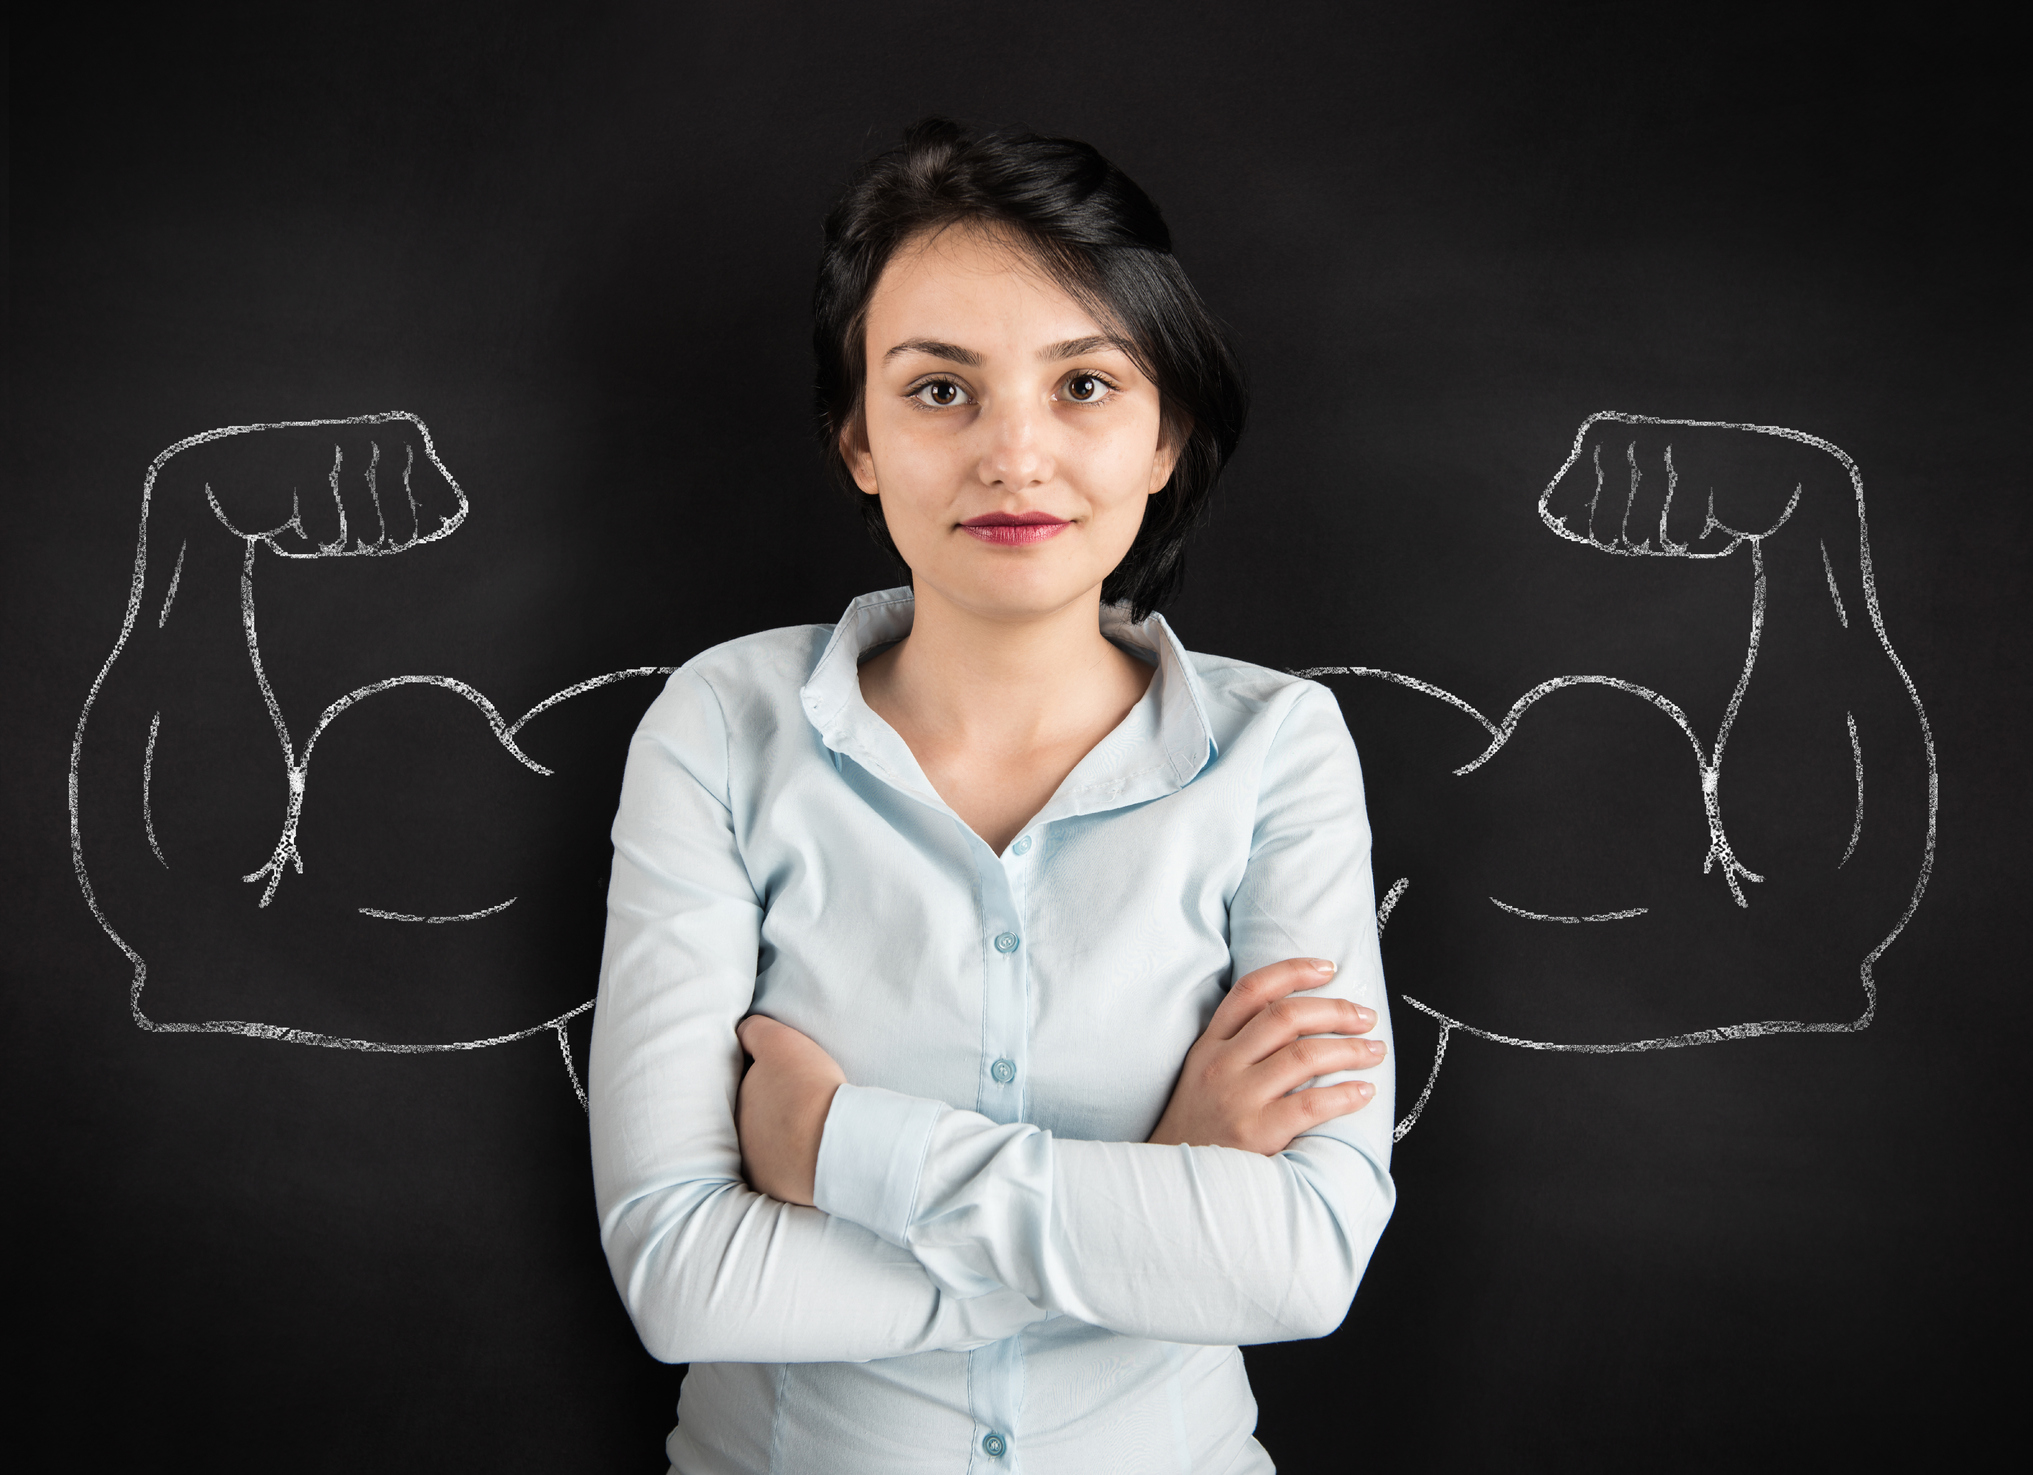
884 338 983 366
1041 335 1131 361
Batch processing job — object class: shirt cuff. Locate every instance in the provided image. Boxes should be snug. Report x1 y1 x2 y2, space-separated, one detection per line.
813 1083 944 1248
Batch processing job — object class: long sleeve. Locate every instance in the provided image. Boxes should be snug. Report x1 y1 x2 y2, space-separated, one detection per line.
588 667 1047 1365
812 683 1397 1346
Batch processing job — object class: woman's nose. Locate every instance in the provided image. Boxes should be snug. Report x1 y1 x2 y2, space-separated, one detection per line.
977 396 1054 491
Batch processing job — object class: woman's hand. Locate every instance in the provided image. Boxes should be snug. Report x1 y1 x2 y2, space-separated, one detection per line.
1148 958 1385 1155
734 1014 848 1206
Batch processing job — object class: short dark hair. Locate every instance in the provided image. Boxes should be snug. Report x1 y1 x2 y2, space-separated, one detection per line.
813 117 1249 620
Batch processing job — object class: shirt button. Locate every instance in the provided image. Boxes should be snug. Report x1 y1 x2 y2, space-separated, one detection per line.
982 1432 1008 1458
1011 835 1033 856
990 1058 1016 1084
994 932 1020 954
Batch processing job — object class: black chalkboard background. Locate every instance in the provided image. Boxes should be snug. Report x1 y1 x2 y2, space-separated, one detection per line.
6 5 2026 1469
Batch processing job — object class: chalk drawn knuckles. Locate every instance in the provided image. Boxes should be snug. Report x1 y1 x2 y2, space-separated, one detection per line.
155 413 468 558
1541 413 1837 558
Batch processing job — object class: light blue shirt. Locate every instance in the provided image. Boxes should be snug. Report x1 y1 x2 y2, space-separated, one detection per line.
590 588 1396 1475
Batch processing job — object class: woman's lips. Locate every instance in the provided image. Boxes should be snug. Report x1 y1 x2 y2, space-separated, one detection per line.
960 512 1071 546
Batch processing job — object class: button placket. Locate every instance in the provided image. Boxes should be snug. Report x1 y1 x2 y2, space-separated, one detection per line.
970 832 1030 1126
966 827 1030 1473
966 1333 1024 1472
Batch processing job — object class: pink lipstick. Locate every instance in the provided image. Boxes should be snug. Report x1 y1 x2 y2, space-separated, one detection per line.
960 511 1071 546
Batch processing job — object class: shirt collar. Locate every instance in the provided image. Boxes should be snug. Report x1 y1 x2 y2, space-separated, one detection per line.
799 586 1218 828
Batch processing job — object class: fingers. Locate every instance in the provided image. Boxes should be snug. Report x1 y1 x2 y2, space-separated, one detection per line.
344 423 465 550
174 418 464 557
1261 1080 1377 1145
1207 957 1340 1041
1248 1033 1387 1099
1547 418 1837 558
312 424 465 553
1545 424 1721 556
1228 993 1377 1065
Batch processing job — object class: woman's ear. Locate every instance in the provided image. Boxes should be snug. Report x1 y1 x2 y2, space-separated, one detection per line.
840 415 879 496
1148 414 1190 496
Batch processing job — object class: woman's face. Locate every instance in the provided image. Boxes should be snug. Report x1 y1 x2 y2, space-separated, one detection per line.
843 224 1180 622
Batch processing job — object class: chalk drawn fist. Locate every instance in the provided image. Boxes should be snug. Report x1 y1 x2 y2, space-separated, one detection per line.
1315 414 1934 1132
1540 415 1828 557
178 414 468 557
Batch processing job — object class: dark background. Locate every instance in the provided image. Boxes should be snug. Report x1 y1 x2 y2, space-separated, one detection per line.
6 3 2026 1469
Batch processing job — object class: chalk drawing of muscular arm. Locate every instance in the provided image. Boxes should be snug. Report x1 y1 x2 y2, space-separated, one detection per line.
70 415 675 1103
1308 415 1937 1137
76 411 1935 1127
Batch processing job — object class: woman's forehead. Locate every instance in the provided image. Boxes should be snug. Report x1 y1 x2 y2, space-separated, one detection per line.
867 224 1107 353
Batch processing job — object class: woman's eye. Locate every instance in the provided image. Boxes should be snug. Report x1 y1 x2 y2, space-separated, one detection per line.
911 381 970 408
1063 374 1112 404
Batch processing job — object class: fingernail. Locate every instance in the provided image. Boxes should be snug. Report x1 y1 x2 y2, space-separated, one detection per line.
1355 1006 1375 1024
1312 959 1336 975
1356 1082 1374 1097
1368 1041 1386 1056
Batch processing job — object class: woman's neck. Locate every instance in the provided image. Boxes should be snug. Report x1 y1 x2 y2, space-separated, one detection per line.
858 581 1155 850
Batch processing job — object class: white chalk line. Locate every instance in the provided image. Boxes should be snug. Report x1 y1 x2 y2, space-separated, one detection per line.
1290 667 1498 738
359 898 518 923
157 541 185 629
364 441 387 548
1841 713 1863 869
1821 539 1850 629
557 1021 588 1113
1489 897 1647 924
1388 985 1882 1141
122 995 596 1056
1701 540 1767 903
1375 877 1410 935
1398 993 1874 1052
237 540 306 902
1376 876 1431 1140
503 667 680 739
1393 1020 1451 1142
143 712 167 869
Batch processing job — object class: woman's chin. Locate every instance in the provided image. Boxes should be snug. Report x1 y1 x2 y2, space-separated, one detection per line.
916 558 1114 624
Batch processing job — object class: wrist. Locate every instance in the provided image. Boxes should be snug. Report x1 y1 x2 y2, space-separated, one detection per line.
812 1084 945 1246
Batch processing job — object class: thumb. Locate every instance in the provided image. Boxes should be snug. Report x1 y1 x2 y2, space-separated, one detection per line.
735 1013 785 1057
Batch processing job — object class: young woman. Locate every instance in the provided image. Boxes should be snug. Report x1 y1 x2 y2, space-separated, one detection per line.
590 119 1395 1474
